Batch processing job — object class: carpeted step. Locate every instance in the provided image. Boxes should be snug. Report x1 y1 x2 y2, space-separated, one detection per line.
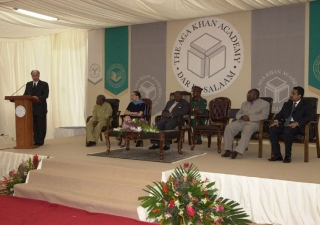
39 158 161 183
26 170 149 201
14 183 141 220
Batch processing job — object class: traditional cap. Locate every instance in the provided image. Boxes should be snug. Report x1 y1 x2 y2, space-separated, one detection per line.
192 85 203 93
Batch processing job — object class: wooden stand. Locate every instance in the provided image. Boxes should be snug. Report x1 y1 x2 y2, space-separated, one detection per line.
4 95 40 149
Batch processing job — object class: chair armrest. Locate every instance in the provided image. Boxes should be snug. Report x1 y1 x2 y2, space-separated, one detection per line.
303 114 319 141
193 115 209 126
86 116 92 123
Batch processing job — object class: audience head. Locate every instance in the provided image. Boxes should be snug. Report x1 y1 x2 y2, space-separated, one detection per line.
131 91 141 101
291 86 304 102
96 95 106 106
30 70 40 82
192 85 203 98
174 91 183 102
247 89 260 102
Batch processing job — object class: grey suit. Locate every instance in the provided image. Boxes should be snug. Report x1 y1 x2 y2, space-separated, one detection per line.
224 98 270 154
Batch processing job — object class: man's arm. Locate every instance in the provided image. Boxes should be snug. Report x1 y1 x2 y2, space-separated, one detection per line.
172 99 190 118
37 81 49 102
248 100 270 122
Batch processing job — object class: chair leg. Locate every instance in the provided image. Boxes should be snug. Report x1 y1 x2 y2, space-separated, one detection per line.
304 140 309 163
258 137 262 158
207 135 211 148
188 129 192 145
100 133 103 141
190 131 196 150
217 133 221 153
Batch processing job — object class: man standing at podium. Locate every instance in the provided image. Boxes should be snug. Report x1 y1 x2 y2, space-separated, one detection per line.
24 70 49 146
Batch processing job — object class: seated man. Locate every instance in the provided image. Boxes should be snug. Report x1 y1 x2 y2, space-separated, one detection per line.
86 95 113 147
190 85 207 144
149 91 190 150
268 86 313 163
221 89 270 159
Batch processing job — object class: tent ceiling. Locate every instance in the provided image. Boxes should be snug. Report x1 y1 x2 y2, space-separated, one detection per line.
0 0 311 41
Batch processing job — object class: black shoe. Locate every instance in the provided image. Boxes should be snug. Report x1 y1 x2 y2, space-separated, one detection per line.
230 151 238 159
283 156 292 163
149 144 159 149
135 140 142 147
86 141 96 147
268 155 283 161
163 145 170 150
221 150 232 157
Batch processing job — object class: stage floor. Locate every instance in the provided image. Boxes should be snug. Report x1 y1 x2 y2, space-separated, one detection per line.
1 135 319 184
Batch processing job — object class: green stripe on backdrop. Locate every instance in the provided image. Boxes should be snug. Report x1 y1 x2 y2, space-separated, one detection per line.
309 1 320 91
105 26 128 95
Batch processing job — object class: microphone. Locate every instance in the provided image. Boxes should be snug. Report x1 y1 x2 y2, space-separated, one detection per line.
11 83 26 96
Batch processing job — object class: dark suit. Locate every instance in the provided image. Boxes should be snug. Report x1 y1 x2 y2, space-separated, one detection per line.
153 99 190 145
269 99 314 157
156 99 190 130
23 80 49 145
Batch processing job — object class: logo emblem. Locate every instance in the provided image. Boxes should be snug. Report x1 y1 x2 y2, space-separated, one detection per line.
89 63 100 79
172 17 244 96
106 63 126 88
257 70 298 113
313 55 320 82
134 75 163 113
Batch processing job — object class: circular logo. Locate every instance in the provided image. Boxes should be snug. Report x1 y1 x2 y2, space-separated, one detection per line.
15 105 26 118
106 64 126 88
89 63 100 78
134 75 163 110
172 17 244 96
313 55 320 82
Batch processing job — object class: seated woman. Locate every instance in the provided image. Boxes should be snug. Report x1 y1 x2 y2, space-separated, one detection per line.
120 91 145 147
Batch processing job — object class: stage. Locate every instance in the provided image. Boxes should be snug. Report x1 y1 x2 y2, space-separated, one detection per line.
1 135 319 224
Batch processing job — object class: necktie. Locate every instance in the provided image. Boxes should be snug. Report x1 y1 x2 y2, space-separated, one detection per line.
32 82 36 94
284 103 296 126
168 102 178 113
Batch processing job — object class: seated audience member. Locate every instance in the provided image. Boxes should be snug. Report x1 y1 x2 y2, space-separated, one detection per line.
149 91 190 150
190 85 207 144
221 89 270 159
120 91 145 147
86 95 113 147
268 86 313 163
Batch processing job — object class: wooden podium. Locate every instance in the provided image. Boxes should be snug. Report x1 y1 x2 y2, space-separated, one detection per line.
4 95 40 149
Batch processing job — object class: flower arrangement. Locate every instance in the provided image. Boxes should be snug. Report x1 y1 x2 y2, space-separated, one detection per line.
0 154 41 195
138 163 251 225
114 118 159 133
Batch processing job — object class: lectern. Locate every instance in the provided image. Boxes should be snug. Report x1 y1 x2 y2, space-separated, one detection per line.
4 95 40 149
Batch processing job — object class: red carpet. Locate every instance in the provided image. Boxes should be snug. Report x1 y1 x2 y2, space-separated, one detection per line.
0 195 153 225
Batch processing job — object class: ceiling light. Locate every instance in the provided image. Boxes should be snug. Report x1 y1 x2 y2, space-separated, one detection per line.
13 8 59 21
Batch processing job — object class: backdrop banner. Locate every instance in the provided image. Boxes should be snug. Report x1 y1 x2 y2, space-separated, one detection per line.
105 26 128 95
130 22 167 115
309 1 320 95
251 4 305 113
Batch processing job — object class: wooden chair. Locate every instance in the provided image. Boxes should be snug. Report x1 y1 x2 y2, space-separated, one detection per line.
270 97 319 162
232 97 274 158
86 99 121 141
191 97 231 153
155 91 192 146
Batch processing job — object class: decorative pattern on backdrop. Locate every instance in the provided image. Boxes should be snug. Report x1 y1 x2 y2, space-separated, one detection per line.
105 26 128 95
309 1 320 95
171 16 244 96
88 30 103 84
131 22 166 115
251 4 305 114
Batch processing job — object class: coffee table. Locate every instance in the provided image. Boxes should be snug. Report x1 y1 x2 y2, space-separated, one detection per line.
104 130 182 160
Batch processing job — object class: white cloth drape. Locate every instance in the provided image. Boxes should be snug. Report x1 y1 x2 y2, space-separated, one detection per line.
138 170 320 225
0 29 88 140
